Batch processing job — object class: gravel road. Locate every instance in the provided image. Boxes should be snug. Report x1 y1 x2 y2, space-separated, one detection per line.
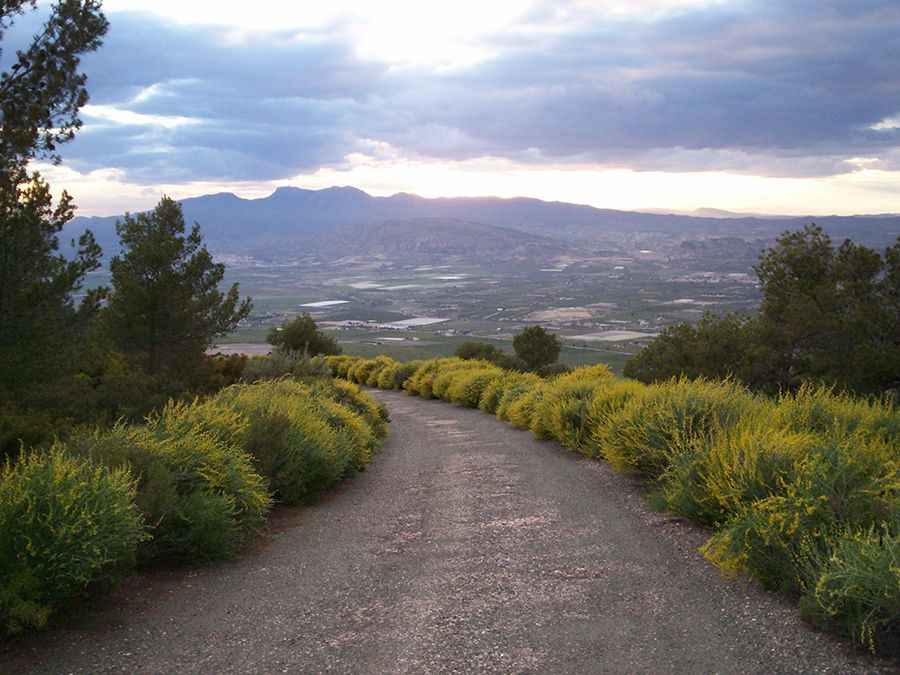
1 390 893 674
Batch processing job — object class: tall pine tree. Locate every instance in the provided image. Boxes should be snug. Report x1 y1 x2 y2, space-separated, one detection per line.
0 1 108 399
104 197 252 381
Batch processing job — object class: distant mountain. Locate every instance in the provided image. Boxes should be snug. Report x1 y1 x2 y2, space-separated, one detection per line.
65 186 900 259
638 207 795 219
307 218 568 261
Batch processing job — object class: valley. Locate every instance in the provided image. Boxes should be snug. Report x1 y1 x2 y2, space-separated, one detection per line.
211 232 762 372
72 186 899 371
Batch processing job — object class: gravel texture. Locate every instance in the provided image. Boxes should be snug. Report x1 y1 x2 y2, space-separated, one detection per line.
1 390 895 674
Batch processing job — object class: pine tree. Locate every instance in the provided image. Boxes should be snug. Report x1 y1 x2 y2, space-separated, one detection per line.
104 197 252 380
0 1 108 399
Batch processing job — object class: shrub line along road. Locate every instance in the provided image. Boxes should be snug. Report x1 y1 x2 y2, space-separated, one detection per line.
1 391 892 674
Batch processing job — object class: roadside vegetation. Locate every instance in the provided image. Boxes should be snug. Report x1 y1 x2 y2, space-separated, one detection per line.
328 353 900 655
625 225 900 397
0 371 386 636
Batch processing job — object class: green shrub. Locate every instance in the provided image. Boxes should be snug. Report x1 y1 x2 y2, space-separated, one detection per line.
241 352 287 382
242 351 332 382
213 379 376 504
324 355 359 379
529 365 615 451
804 524 900 655
478 373 516 414
431 359 494 401
391 360 425 390
66 425 177 561
362 356 395 387
347 358 381 385
495 373 543 421
584 379 647 456
313 397 376 472
71 401 271 563
774 383 899 442
601 378 758 480
703 432 898 594
508 386 548 432
447 368 504 408
151 398 249 450
311 378 388 439
377 362 400 389
662 418 807 524
0 448 144 634
116 419 270 561
536 362 572 378
404 359 459 399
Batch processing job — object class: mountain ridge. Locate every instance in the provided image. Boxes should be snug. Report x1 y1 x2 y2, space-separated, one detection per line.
65 186 900 258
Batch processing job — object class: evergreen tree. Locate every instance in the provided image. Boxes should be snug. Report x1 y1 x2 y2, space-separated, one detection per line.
267 314 341 357
104 197 252 380
0 1 108 399
1 1 108 170
513 326 561 371
626 225 900 395
0 175 102 397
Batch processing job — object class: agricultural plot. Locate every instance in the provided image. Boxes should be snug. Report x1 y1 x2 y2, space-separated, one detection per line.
219 237 763 373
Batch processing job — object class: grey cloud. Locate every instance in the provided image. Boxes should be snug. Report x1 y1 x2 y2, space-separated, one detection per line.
10 1 900 182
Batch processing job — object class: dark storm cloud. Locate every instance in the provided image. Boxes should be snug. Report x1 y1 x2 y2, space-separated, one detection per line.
385 0 900 175
19 1 900 182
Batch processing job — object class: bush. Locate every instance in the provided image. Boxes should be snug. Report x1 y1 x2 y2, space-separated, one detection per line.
584 379 647 458
365 356 397 387
242 352 288 381
447 368 504 408
663 418 808 524
242 351 332 382
311 378 388 439
431 359 494 401
530 365 615 452
376 362 400 389
404 359 457 399
66 426 176 561
536 362 572 378
70 396 272 564
513 326 561 371
391 360 424 389
507 385 548 432
479 373 517 414
773 383 899 442
495 373 543 421
804 524 900 655
0 404 65 463
601 378 758 480
0 448 144 634
213 379 379 504
78 417 270 562
313 396 377 473
324 355 359 379
348 358 383 386
703 432 898 592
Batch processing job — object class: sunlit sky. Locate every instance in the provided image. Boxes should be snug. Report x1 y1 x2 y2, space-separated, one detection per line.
17 0 900 215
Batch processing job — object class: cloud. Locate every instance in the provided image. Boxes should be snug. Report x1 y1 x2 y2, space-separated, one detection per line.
11 0 900 183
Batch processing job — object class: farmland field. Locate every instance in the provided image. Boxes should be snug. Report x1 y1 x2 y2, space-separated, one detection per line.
212 234 763 374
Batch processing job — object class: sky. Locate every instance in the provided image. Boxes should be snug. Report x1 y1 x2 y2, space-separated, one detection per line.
10 0 900 215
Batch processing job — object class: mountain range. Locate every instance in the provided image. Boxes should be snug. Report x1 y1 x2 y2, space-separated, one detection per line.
65 186 900 260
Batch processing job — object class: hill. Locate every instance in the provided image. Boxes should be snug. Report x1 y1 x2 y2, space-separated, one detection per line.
65 186 900 259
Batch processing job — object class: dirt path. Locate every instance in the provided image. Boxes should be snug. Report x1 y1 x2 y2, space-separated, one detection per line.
1 391 892 674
